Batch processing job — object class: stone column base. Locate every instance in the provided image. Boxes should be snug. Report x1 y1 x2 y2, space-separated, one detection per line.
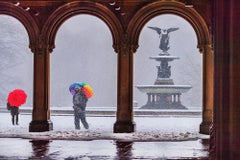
114 121 136 133
29 120 53 132
200 121 211 135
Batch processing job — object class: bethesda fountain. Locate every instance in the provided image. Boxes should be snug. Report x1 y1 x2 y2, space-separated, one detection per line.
136 26 192 109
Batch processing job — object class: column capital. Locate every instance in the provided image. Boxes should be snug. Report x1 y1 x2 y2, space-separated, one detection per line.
29 35 55 54
113 34 139 54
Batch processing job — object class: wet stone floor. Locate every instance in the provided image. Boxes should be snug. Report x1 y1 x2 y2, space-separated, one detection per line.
0 138 209 160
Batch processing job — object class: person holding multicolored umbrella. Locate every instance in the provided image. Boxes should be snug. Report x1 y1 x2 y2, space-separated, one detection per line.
70 82 93 130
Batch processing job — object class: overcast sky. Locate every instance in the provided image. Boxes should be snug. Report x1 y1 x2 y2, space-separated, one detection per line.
0 14 202 109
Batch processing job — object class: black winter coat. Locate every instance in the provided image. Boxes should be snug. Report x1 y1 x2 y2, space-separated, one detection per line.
73 90 88 110
7 103 19 116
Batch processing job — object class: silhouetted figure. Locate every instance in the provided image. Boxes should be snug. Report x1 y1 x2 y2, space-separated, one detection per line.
148 26 179 55
72 86 89 129
7 102 19 125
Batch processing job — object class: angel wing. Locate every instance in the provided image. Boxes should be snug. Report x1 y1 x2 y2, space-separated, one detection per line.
148 26 162 35
167 27 179 33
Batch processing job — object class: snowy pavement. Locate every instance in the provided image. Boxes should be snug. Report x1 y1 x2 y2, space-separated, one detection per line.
0 113 209 141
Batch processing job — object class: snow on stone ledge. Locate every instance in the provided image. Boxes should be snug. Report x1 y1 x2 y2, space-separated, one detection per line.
0 129 207 142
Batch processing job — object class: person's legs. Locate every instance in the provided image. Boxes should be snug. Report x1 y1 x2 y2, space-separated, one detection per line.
11 115 14 125
74 110 80 129
80 112 89 129
16 114 19 125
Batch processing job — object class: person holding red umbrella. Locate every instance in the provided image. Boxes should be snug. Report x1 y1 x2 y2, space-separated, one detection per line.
7 102 20 125
6 89 27 125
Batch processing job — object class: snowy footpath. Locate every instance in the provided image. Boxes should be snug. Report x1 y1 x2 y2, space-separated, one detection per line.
0 113 209 142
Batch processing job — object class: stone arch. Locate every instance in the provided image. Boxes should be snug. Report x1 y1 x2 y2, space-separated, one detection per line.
0 2 39 51
128 1 213 134
127 1 211 51
42 1 123 52
28 1 123 132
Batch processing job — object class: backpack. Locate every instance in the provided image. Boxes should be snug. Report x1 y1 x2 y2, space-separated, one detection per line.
7 102 11 110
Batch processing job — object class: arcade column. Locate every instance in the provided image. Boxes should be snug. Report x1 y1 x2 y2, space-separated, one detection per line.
29 42 53 132
113 35 137 133
211 0 240 159
200 44 213 134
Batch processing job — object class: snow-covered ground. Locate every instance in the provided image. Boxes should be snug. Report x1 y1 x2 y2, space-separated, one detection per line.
0 113 208 141
0 113 209 159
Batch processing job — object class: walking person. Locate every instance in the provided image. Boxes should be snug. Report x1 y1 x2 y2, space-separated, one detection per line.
7 89 27 126
72 86 89 130
7 102 19 125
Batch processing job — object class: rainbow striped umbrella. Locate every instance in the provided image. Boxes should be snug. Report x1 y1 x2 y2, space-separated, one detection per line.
69 82 93 99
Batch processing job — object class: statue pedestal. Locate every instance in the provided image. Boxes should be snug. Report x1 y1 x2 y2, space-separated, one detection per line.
154 78 174 85
136 85 191 109
136 55 192 110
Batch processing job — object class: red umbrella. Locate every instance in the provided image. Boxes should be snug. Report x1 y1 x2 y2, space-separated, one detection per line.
7 89 27 107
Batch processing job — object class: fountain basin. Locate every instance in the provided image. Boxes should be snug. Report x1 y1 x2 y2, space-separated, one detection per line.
149 56 180 61
135 85 192 109
136 85 192 94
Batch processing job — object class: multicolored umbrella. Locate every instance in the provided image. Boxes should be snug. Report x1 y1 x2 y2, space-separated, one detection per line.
69 82 85 95
7 89 27 107
69 82 94 98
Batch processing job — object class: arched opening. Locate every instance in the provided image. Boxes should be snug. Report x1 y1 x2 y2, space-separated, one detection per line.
134 13 202 136
0 15 33 127
50 14 117 131
134 14 202 109
23 1 123 132
128 1 212 135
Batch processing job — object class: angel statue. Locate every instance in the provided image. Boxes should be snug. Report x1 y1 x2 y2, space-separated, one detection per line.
148 26 179 55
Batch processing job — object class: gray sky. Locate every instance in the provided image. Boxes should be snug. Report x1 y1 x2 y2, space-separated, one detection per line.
0 15 33 107
0 14 202 108
51 15 117 107
134 14 202 108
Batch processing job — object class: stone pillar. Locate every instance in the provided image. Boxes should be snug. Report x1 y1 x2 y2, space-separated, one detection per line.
29 39 53 132
147 93 151 104
113 35 137 133
173 94 176 103
200 44 213 134
152 94 156 104
212 0 240 159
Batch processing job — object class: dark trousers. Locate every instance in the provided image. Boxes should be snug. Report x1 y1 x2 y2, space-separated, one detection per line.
73 107 89 129
11 114 19 125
